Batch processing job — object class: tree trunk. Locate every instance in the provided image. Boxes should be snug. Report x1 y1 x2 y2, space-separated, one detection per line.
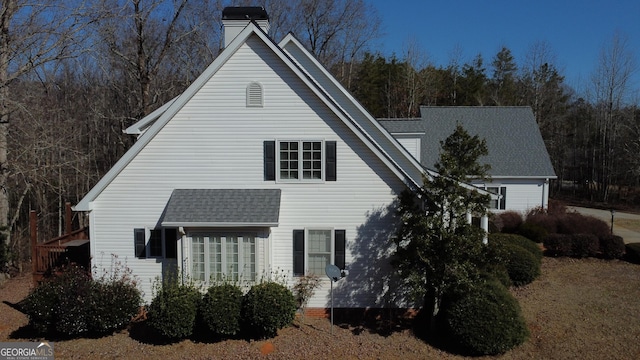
0 0 15 244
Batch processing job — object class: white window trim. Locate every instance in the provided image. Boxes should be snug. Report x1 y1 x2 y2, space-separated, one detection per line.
304 227 334 277
276 139 325 183
188 232 257 284
485 185 507 210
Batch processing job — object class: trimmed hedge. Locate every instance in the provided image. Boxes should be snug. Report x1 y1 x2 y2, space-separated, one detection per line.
517 222 548 243
498 211 524 233
148 281 202 339
21 265 141 336
625 243 640 263
242 282 297 339
571 234 600 258
600 235 625 259
489 233 543 262
558 213 610 238
441 278 529 355
502 243 540 286
200 283 244 336
544 233 572 257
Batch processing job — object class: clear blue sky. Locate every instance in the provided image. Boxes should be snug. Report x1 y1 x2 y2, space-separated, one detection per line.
368 0 639 93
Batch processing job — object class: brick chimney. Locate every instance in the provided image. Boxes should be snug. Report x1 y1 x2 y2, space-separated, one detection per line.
222 7 270 48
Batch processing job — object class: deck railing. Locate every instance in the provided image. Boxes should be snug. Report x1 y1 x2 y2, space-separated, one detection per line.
31 202 90 283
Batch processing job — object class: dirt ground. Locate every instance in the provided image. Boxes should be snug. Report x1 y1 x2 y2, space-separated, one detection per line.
2 257 640 359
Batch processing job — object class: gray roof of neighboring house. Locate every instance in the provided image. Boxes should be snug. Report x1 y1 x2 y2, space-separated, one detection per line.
161 189 281 226
378 106 557 178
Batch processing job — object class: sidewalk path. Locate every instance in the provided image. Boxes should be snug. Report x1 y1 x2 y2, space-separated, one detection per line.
569 206 640 244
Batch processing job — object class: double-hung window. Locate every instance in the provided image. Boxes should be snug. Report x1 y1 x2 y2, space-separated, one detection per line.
191 233 256 283
264 140 336 182
486 186 507 210
293 229 346 276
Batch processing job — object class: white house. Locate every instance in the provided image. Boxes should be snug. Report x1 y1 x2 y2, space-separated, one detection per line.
378 107 557 214
74 7 436 309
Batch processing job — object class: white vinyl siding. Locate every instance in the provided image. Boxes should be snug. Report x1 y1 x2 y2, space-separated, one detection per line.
87 36 405 306
393 134 421 162
475 179 550 213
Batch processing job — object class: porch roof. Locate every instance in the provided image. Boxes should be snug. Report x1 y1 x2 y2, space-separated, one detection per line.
161 189 281 227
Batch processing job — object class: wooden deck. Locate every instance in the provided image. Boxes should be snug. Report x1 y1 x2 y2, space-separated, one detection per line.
31 203 90 284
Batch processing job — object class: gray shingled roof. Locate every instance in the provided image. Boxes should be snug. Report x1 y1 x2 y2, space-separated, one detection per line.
378 107 556 178
162 189 281 226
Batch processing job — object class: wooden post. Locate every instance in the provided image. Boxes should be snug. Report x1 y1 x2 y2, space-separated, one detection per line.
65 202 72 235
30 210 37 277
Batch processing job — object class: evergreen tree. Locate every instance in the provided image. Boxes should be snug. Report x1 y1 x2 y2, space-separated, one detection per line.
489 46 518 105
392 125 491 334
458 54 488 106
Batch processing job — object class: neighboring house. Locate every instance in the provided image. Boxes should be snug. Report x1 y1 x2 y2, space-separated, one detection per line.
378 106 557 214
74 7 434 309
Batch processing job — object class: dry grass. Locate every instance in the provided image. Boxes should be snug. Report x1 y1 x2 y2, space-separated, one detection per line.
615 218 640 233
2 257 640 359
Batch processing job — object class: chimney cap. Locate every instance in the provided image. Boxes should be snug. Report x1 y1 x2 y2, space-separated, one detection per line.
222 7 269 21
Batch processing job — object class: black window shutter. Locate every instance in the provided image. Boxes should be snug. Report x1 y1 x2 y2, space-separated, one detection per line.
165 228 178 259
134 228 146 258
334 230 345 270
500 187 507 210
293 230 305 276
325 141 336 181
264 141 275 181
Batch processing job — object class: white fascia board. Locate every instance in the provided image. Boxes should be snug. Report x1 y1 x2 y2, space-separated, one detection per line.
123 96 178 136
279 33 426 188
487 176 559 180
162 222 279 228
75 23 261 212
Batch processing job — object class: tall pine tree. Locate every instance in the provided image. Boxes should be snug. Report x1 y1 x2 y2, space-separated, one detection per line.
392 124 491 334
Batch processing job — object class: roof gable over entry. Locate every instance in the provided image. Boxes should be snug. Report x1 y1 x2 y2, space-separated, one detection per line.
378 107 557 179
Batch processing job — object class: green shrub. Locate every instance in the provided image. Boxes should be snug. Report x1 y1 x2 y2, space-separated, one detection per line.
503 243 540 286
21 264 141 336
21 276 62 334
544 233 572 257
242 282 297 339
625 243 640 263
480 265 512 288
441 278 529 355
517 222 548 243
88 280 142 333
489 233 543 263
571 234 600 258
600 235 625 259
200 284 243 336
148 280 202 339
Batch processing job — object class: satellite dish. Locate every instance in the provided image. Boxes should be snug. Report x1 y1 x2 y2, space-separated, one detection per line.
325 264 342 282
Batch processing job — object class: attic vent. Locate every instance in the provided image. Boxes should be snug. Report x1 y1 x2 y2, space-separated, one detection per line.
246 82 263 107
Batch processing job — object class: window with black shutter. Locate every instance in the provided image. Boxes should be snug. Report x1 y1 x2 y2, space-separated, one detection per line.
264 141 275 181
293 229 346 276
293 230 305 276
